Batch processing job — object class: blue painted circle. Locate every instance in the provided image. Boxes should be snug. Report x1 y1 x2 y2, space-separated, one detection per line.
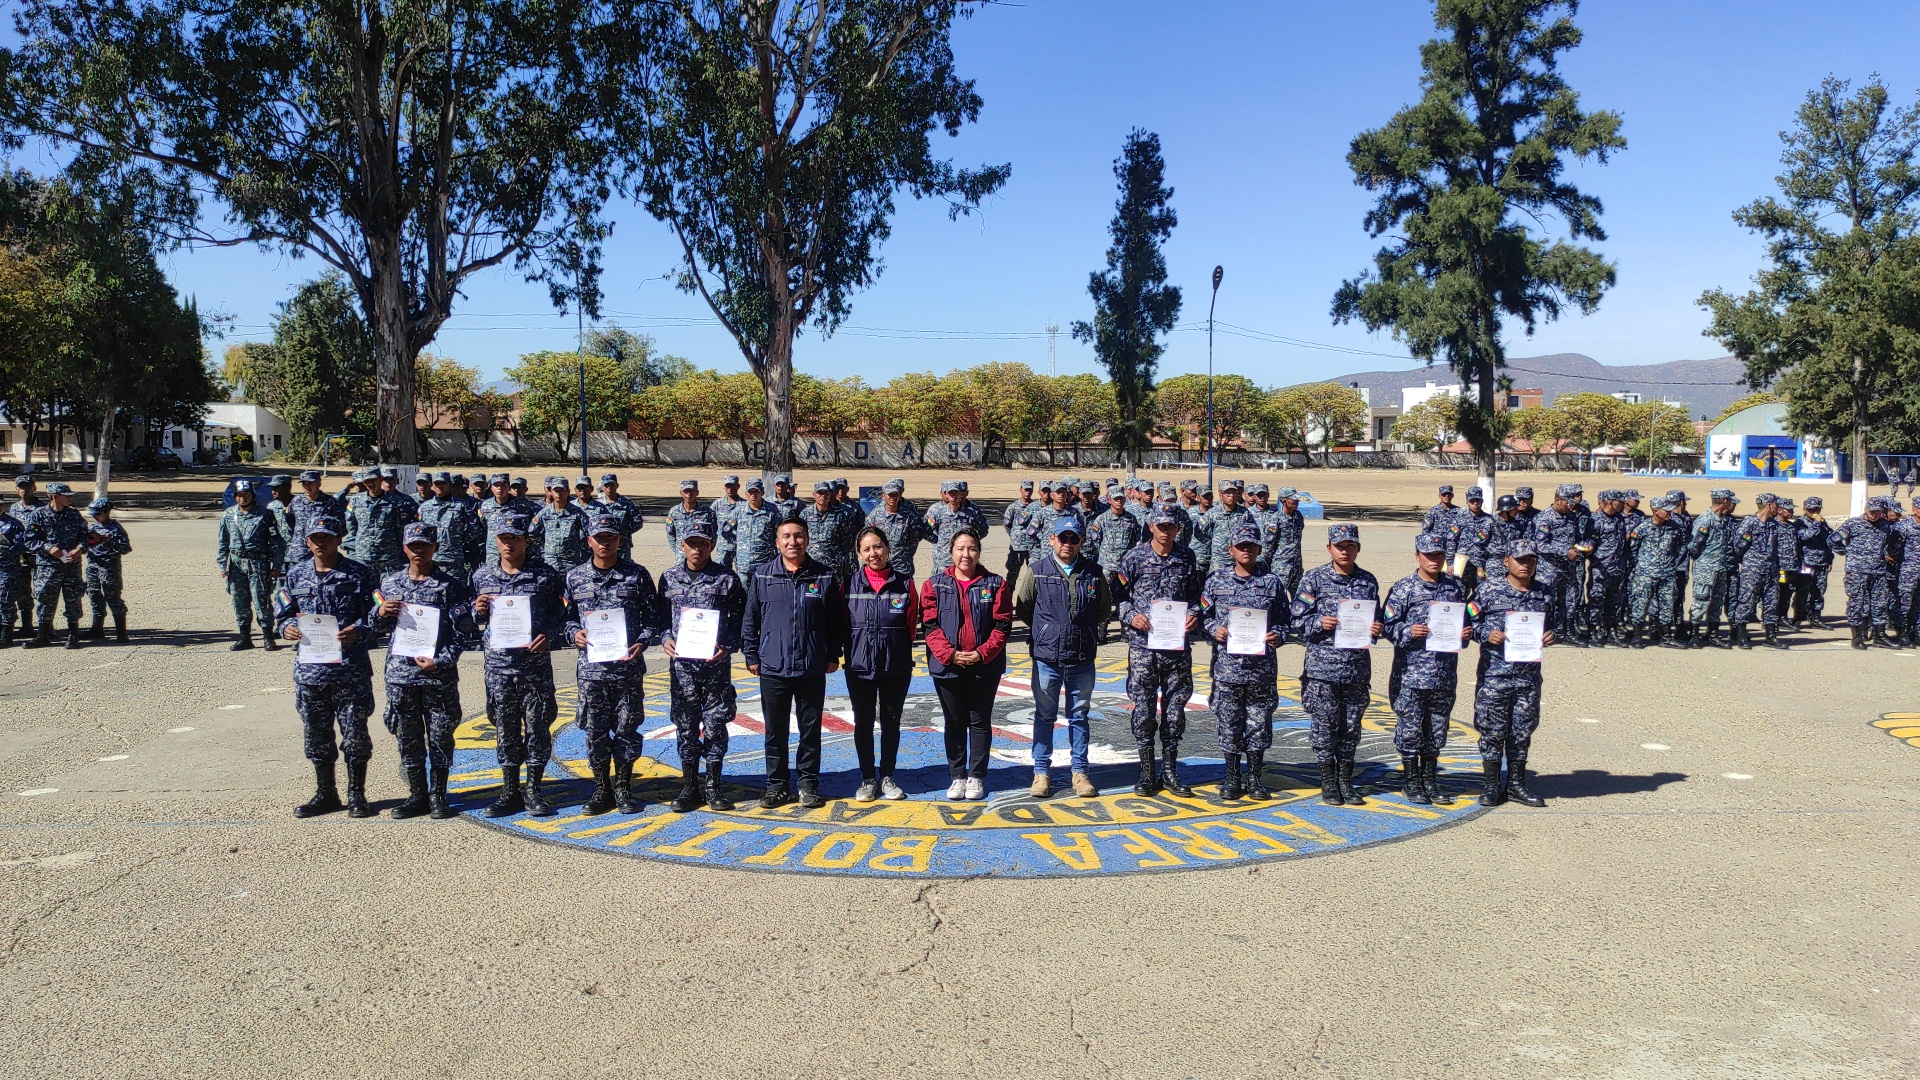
454 660 1484 877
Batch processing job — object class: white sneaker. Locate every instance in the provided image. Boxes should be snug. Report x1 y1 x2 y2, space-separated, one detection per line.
879 777 905 800
964 778 986 801
946 778 967 800
854 779 879 802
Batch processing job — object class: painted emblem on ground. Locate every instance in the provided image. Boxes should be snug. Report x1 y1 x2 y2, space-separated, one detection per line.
1870 712 1920 750
452 657 1485 877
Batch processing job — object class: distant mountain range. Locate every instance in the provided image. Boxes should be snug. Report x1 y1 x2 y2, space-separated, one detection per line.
1326 352 1751 419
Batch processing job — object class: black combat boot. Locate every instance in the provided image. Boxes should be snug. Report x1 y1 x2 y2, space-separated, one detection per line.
1423 755 1448 805
1764 623 1788 650
1243 753 1271 800
613 759 642 813
427 764 453 818
1810 615 1829 631
524 763 556 817
705 761 735 812
1733 622 1753 650
230 626 253 650
483 765 523 818
295 761 342 818
1850 624 1867 649
670 759 703 813
262 625 280 651
84 615 104 640
1318 761 1343 806
113 612 127 643
25 625 53 649
1401 756 1429 805
390 764 430 818
0 618 11 648
343 761 372 817
1134 745 1158 796
1219 754 1242 800
1337 759 1365 805
583 760 616 814
1624 625 1644 649
1875 626 1900 649
1506 763 1546 807
64 623 80 649
1160 750 1193 797
1478 759 1505 807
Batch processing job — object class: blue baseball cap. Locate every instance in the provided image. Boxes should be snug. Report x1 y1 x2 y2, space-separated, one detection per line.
744 477 764 491
494 512 531 537
1514 486 1534 499
814 480 834 494
1466 486 1484 500
1438 484 1454 496
269 474 291 487
601 472 619 485
1327 523 1359 544
882 479 904 494
680 517 716 542
1414 533 1448 554
489 472 510 485
46 482 73 496
403 522 438 546
588 512 625 536
307 515 344 537
1051 514 1085 538
1507 539 1538 558
1150 504 1185 528
298 469 323 484
1229 519 1263 548
87 498 111 513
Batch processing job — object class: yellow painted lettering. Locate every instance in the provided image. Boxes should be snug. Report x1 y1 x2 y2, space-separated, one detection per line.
1246 812 1345 848
1093 828 1184 868
1022 831 1102 871
741 825 823 866
604 816 678 847
1192 819 1294 854
652 820 761 857
1142 825 1239 860
802 831 877 869
869 835 938 873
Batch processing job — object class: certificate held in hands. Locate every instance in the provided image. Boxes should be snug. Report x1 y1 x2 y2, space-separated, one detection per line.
389 603 441 660
1503 610 1544 662
1147 600 1188 651
1334 599 1375 649
675 607 721 662
583 608 628 663
1226 607 1268 655
488 595 532 650
1425 601 1464 653
296 613 341 665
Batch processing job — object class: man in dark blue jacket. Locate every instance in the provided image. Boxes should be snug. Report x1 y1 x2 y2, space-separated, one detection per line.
1012 514 1112 800
743 517 847 809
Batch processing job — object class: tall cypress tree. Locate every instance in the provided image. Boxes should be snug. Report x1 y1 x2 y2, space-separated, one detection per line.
1333 0 1624 494
1074 130 1181 474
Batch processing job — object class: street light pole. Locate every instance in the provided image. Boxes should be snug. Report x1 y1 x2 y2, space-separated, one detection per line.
1206 265 1223 491
578 359 588 474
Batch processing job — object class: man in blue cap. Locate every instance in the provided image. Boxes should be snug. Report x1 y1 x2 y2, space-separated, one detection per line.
593 472 643 561
1512 486 1539 529
1089 484 1141 638
1454 486 1493 594
1665 490 1695 634
1201 518 1290 799
0 500 25 648
531 475 589 572
666 478 710 557
1586 491 1632 646
1012 512 1111 799
358 465 418 576
215 478 286 651
1468 538 1556 807
374 522 477 819
1625 496 1689 648
265 475 295 563
1833 496 1897 648
470 509 568 818
771 474 800 519
1893 497 1920 647
926 479 988 573
1263 486 1307 591
1290 522 1382 805
25 482 92 649
273 515 380 818
659 514 749 813
1002 478 1038 582
82 498 132 642
1791 495 1833 629
287 470 340 571
1529 483 1590 646
1116 503 1203 796
724 477 779 582
416 471 483 586
1382 532 1473 804
1020 478 1077 556
710 475 742 569
1729 493 1787 649
801 480 856 576
1421 484 1460 544
1686 489 1739 647
478 472 537 560
1205 478 1252 576
564 511 666 814
864 477 934 576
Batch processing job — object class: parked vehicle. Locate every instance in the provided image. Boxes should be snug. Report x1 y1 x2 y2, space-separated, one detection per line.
126 445 184 471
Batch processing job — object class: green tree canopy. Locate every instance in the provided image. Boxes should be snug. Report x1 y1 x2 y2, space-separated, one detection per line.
1391 394 1460 452
242 274 378 458
507 350 629 462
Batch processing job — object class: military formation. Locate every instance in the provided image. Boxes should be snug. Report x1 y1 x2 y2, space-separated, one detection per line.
12 465 1917 821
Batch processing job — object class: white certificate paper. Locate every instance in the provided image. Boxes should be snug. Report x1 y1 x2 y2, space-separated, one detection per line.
1504 610 1544 662
1334 599 1376 649
1226 607 1268 655
296 613 341 665
488 594 532 650
675 607 721 662
1426 601 1465 653
1147 600 1188 651
389 603 440 660
583 608 628 663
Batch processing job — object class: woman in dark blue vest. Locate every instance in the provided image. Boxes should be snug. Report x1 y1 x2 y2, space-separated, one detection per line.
844 527 919 801
920 530 1012 801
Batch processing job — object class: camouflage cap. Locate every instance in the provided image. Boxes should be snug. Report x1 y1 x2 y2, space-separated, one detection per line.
1179 478 1199 492
379 465 399 478
351 469 369 481
1277 486 1299 500
1106 484 1124 500
587 512 624 536
1506 539 1538 558
1150 504 1184 528
1019 478 1034 490
13 474 34 488
44 482 73 496
543 475 567 490
815 480 835 494
744 477 764 491
1247 483 1269 497
298 469 323 484
1078 480 1097 493
415 474 432 487
601 472 619 485
723 474 740 485
680 479 699 492
1710 488 1735 500
87 498 111 513
403 521 438 546
431 470 452 483
1058 476 1078 489
574 476 592 488
1776 498 1795 511
1755 492 1777 506
938 480 959 494
1554 483 1581 499
774 474 793 486
834 478 849 489
1438 484 1453 496
1666 489 1688 502
1326 522 1359 544
951 479 969 492
1650 496 1674 511
882 478 904 494
679 516 716 542
307 515 344 537
1623 489 1641 500
1466 486 1484 500
1414 532 1448 554
494 511 531 536
489 472 509 485
1514 486 1534 499
1803 496 1823 510
1218 477 1245 492
1038 480 1054 491
270 474 292 487
1229 519 1264 548
468 472 487 485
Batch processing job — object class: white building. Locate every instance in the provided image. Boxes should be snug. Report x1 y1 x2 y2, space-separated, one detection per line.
1402 381 1463 412
203 401 295 458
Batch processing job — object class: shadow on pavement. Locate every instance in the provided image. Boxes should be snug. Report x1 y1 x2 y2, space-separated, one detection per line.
1532 768 1688 799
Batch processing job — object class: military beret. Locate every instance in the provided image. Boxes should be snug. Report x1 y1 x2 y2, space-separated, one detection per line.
1710 488 1734 500
544 476 567 489
1755 492 1777 506
1514 486 1533 499
1438 484 1454 496
1229 519 1264 548
1414 532 1448 554
299 469 323 484
1326 522 1359 544
1496 494 1518 511
494 511 531 537
744 477 764 491
573 476 592 488
1277 487 1299 500
1150 504 1184 527
1106 484 1124 500
815 480 835 494
45 482 73 496
489 472 509 485
87 498 111 513
1466 486 1484 500
1667 490 1688 502
307 515 344 537
587 512 624 536
1506 539 1538 558
379 465 398 478
270 474 292 487
431 470 451 483
1803 496 1823 510
1019 479 1034 490
403 521 438 546
1050 514 1085 538
601 473 619 485
723 474 739 485
1554 484 1581 499
1248 483 1269 497
680 479 699 491
882 478 904 494
679 516 716 542
13 474 33 488
1179 479 1199 492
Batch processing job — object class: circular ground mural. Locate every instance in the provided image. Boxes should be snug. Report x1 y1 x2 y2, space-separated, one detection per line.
453 655 1485 877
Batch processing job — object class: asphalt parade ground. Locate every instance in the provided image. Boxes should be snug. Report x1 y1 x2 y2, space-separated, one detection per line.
2 468 1916 1077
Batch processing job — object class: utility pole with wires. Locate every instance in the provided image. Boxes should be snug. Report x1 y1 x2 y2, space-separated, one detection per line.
1045 324 1058 377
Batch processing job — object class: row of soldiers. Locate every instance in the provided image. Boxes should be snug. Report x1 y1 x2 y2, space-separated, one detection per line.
1413 481 1920 649
4 476 132 649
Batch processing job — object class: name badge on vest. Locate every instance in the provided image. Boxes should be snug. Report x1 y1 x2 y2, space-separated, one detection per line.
805 582 821 598
889 595 907 612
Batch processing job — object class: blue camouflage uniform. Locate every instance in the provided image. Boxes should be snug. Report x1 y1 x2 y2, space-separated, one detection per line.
1586 496 1632 641
866 490 936 576
562 541 666 771
798 489 858 577
1382 539 1471 762
265 483 295 566
660 549 748 775
1468 558 1554 777
0 512 24 644
416 490 483 584
374 527 477 773
1792 502 1833 624
477 483 540 557
286 484 341 569
725 490 781 580
273 531 380 767
531 489 591 573
708 480 740 567
6 489 39 633
1289 526 1380 776
1529 488 1588 640
597 489 645 562
26 493 89 635
1452 493 1493 591
1262 492 1307 590
1687 495 1737 633
470 535 567 775
665 486 710 558
216 495 285 640
1090 495 1142 624
83 511 131 628
1002 488 1038 580
1420 488 1464 553
1625 501 1689 636
1204 485 1253 574
1114 509 1202 782
1729 499 1782 632
925 486 989 572
1830 504 1896 632
1484 509 1529 577
356 489 417 576
1020 492 1076 554
1891 504 1920 641
1199 521 1290 775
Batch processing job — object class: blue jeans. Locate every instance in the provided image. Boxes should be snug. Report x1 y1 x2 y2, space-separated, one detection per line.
1030 659 1094 774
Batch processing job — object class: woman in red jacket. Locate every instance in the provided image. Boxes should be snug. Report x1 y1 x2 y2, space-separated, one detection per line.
920 531 1013 801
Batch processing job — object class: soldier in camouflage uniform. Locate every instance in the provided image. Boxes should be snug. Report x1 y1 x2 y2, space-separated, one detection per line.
478 473 538 559
926 480 989 573
1075 479 1100 519
373 522 477 820
7 476 42 638
531 476 590 572
665 479 709 556
1468 539 1554 808
1382 534 1473 805
1289 522 1382 806
596 473 645 562
1002 478 1038 581
1483 494 1526 576
1421 485 1462 548
1665 490 1694 632
801 480 857 576
1529 484 1590 646
1832 497 1898 648
1261 487 1305 590
470 510 568 819
341 469 372 559
563 513 666 815
82 498 132 642
1115 505 1202 797
273 515 380 818
1021 479 1076 554
1204 478 1252 575
359 468 418 577
726 477 780 581
24 483 90 650
1623 495 1689 648
287 470 340 571
416 471 483 587
771 474 800 520
1453 487 1493 594
1585 491 1632 646
1512 486 1539 530
265 476 295 561
1201 519 1290 800
1892 498 1920 647
709 475 741 569
1125 480 1153 531
1792 495 1833 628
215 481 285 651
1686 489 1738 647
865 478 935 576
659 515 748 813
571 476 596 513
0 509 25 649
1089 485 1142 636
1728 493 1786 649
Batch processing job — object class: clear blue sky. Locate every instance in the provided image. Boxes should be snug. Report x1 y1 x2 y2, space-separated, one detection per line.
19 0 1920 386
